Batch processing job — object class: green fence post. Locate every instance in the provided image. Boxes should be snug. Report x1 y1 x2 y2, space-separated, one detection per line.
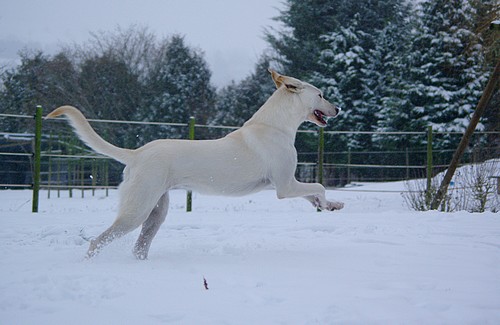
426 126 433 206
104 159 109 197
405 147 409 180
186 116 195 212
68 159 73 198
32 105 43 213
347 148 351 184
91 159 97 196
317 127 324 185
80 158 85 198
47 132 52 199
317 127 324 212
57 133 61 198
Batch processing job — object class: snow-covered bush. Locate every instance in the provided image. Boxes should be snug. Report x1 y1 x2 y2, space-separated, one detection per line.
403 159 500 213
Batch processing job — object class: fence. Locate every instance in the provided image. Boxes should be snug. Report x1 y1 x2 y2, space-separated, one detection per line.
1 107 499 212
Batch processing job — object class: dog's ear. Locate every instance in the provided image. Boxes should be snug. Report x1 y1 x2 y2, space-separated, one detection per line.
269 69 284 89
268 69 304 93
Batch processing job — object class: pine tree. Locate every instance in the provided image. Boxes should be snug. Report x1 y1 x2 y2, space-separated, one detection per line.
372 11 419 150
315 19 370 150
79 55 142 120
407 0 489 149
144 35 215 140
470 0 499 154
78 54 143 147
265 0 340 78
312 0 411 151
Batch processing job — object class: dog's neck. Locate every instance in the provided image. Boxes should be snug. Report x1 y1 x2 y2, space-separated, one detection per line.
244 88 306 138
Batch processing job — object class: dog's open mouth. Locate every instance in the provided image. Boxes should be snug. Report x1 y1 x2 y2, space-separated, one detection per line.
313 109 327 126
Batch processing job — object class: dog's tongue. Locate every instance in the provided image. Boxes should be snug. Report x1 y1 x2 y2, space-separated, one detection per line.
314 110 327 125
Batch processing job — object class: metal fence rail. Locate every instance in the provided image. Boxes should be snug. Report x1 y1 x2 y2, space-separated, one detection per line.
1 109 499 212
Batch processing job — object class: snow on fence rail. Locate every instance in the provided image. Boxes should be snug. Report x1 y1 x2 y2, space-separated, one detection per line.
1 110 498 212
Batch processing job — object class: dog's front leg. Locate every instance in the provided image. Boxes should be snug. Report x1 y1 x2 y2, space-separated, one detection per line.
303 195 344 211
275 179 344 211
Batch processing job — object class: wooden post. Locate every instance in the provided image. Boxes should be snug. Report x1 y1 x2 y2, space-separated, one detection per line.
186 117 195 212
431 59 500 210
32 105 43 213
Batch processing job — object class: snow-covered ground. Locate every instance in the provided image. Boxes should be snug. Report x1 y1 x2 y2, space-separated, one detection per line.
1 182 499 324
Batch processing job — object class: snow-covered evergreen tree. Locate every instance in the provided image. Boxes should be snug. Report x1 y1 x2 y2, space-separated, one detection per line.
406 0 488 149
372 11 420 150
266 0 492 154
473 0 500 152
265 0 341 79
144 35 215 139
78 53 143 147
313 0 411 151
315 19 370 150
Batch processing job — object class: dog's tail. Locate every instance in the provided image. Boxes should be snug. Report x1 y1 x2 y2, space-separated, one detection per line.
46 105 133 165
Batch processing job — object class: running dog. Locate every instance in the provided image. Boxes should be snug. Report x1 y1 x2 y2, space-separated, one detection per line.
46 70 343 259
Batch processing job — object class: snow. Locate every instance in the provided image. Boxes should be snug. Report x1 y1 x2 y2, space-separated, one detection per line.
1 183 499 324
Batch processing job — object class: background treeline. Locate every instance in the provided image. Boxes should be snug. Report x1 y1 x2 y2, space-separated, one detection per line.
1 0 499 156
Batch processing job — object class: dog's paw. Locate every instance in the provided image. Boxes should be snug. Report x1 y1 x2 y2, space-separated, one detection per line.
326 201 344 211
312 197 344 211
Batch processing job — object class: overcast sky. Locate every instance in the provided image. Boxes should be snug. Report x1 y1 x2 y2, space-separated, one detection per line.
0 0 283 87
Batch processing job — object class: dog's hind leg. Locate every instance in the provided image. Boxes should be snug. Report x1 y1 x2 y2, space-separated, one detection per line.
133 192 169 260
86 208 156 258
86 224 128 258
86 178 165 258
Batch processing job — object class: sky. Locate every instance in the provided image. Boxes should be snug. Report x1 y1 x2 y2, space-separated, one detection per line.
0 0 284 87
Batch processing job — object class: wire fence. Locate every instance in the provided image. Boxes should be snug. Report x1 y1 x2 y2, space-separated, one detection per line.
1 109 499 206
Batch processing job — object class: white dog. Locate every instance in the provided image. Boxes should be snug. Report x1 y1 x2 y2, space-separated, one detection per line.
46 70 344 259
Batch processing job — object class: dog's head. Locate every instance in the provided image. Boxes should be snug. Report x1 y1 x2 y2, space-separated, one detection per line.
269 69 341 127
